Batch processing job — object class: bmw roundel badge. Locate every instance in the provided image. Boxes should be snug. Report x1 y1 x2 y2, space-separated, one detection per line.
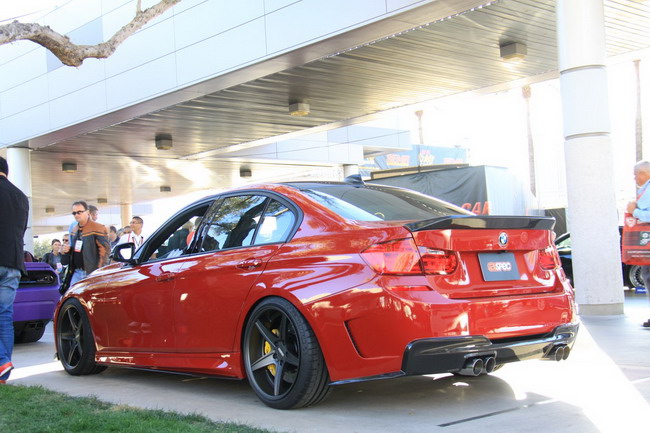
498 232 508 247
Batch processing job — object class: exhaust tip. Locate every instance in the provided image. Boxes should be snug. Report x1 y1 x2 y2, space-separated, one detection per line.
561 346 570 360
554 345 566 362
458 357 485 376
542 344 570 362
484 356 496 374
471 358 484 376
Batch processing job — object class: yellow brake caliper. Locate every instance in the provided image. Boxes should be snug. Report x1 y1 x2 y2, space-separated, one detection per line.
264 329 280 376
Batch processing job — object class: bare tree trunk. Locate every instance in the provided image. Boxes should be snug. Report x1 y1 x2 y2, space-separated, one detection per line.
0 0 181 67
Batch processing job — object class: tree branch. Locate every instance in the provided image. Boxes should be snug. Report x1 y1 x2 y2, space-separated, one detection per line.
0 0 181 67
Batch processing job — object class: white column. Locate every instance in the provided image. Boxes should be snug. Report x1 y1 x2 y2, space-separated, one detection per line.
557 0 623 314
120 203 133 229
343 164 359 178
7 147 33 254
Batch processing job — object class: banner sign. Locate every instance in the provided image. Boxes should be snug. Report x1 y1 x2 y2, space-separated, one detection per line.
622 212 650 265
372 166 539 216
372 166 488 214
360 145 467 173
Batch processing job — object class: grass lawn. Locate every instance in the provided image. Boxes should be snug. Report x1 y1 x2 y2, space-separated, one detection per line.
0 384 274 433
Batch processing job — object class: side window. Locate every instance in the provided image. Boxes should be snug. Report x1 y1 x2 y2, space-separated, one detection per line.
256 200 296 244
141 204 211 262
200 195 267 252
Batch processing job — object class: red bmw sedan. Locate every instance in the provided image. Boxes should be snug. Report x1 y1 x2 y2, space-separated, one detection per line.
54 178 578 409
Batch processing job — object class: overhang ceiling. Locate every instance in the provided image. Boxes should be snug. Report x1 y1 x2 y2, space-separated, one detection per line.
16 0 650 233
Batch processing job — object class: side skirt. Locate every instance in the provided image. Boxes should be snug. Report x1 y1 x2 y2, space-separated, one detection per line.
94 350 244 378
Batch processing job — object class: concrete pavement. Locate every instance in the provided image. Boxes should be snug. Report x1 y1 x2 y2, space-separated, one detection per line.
7 291 650 433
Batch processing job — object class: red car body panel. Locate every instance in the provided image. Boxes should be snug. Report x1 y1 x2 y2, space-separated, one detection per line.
54 182 577 386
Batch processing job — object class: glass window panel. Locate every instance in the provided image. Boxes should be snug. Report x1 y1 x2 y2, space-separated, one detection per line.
200 195 267 252
256 200 296 244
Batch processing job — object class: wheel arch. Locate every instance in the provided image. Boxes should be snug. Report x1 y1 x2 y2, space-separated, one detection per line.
53 295 96 347
236 293 332 380
55 296 107 375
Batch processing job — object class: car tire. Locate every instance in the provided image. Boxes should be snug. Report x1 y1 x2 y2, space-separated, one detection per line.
56 298 107 376
14 323 47 344
627 265 645 289
243 297 331 409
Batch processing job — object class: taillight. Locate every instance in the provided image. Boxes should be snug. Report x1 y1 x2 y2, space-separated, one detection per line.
419 247 459 275
539 246 560 270
361 238 423 275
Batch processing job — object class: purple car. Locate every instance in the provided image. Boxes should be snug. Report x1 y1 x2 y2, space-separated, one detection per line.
13 262 60 343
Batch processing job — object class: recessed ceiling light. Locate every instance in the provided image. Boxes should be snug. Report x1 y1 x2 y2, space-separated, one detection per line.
62 162 77 173
289 102 310 116
499 42 527 61
155 133 173 150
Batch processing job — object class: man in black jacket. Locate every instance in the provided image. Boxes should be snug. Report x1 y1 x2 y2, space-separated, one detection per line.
0 156 29 384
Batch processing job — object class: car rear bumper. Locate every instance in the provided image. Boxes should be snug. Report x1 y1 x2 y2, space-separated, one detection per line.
401 322 579 375
329 322 579 385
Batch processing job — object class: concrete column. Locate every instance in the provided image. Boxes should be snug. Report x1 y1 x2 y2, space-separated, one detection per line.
556 0 624 314
343 164 359 178
120 203 133 229
7 147 34 254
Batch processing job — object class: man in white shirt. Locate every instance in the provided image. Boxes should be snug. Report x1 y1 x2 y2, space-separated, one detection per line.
626 161 650 327
118 216 145 249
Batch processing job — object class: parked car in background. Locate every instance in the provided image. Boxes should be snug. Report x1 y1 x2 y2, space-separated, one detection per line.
54 179 578 409
14 262 60 343
555 228 642 289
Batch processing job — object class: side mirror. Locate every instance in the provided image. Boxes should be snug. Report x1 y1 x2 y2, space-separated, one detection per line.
111 242 136 264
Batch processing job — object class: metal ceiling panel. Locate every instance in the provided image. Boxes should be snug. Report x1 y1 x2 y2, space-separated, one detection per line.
23 0 650 233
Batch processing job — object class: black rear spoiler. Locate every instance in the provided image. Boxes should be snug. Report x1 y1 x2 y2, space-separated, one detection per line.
404 215 556 232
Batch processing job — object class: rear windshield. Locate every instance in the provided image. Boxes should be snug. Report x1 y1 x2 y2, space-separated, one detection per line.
300 184 472 221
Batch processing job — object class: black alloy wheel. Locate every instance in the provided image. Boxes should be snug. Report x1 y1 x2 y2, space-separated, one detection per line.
56 299 106 376
627 265 645 289
243 297 330 409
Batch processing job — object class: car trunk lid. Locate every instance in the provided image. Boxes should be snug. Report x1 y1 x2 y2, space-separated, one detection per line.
405 215 562 299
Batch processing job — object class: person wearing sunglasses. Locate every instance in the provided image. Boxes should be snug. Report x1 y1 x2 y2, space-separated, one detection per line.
61 201 110 293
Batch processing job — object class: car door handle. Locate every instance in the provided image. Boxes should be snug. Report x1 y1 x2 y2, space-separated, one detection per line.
156 272 176 282
237 259 263 270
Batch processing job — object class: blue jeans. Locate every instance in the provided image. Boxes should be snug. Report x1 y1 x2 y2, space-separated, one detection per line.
0 266 20 381
69 269 88 288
